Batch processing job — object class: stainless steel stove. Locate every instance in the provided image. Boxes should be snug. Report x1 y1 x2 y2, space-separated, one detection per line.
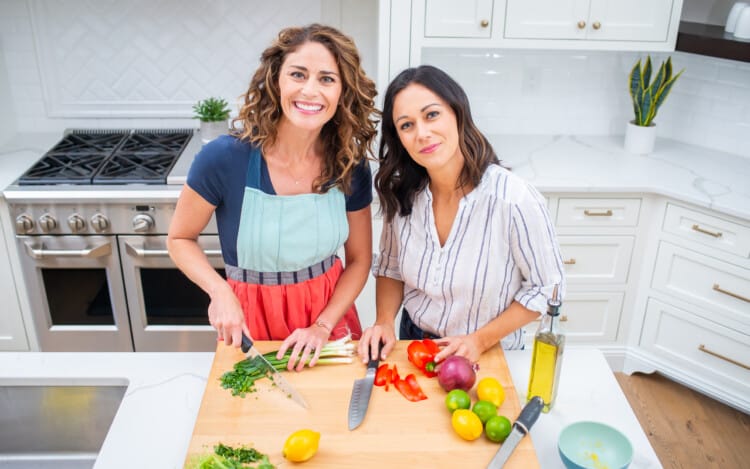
3 128 221 352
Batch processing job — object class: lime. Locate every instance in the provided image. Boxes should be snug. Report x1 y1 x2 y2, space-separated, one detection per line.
283 429 320 462
477 377 505 408
472 400 498 424
451 409 483 441
445 389 472 413
485 415 512 443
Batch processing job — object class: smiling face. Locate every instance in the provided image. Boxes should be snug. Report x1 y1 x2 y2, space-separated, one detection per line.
278 41 342 133
392 83 464 176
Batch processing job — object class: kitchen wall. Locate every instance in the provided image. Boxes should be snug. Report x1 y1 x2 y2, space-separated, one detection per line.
0 0 378 133
421 48 750 158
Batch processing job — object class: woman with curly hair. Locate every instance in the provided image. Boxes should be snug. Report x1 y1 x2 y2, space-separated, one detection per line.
168 24 378 370
359 65 564 364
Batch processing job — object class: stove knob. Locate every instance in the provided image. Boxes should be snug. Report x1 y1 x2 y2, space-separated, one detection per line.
132 213 154 233
38 214 58 233
15 214 34 234
90 213 110 232
67 214 86 233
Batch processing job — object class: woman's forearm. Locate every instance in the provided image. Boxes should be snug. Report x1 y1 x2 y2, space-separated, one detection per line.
473 301 541 353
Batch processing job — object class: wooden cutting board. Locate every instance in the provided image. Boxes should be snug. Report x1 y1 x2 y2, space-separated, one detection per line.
185 341 539 468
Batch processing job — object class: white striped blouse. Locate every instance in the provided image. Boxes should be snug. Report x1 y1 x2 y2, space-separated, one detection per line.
373 163 566 350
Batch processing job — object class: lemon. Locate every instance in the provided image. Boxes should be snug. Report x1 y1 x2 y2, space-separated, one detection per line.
283 429 320 462
451 409 483 441
477 377 505 408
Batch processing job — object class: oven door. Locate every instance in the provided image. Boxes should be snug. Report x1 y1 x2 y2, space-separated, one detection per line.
119 235 224 351
17 235 133 351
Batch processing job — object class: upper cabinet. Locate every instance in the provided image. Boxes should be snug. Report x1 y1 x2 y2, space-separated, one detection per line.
402 0 684 66
505 0 675 42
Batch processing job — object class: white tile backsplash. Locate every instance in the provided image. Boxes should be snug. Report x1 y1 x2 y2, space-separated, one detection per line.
422 48 750 157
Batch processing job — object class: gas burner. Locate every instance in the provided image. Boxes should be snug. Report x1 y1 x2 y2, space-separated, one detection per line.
18 129 194 186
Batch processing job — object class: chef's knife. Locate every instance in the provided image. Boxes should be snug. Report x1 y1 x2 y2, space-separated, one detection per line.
486 396 544 468
347 344 380 430
240 333 309 409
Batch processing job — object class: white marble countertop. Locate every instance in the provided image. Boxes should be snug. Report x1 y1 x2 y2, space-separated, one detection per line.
0 347 660 469
2 132 748 221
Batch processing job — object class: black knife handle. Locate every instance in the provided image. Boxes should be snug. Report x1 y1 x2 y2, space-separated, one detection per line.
367 341 383 370
515 396 544 434
240 333 253 354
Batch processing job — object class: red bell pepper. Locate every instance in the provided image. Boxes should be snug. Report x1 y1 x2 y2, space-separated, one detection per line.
393 373 428 402
407 339 440 377
374 364 389 386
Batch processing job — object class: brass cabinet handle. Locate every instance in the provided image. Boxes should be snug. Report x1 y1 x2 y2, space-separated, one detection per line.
583 209 613 217
698 344 750 370
577 20 586 29
480 19 489 28
563 259 576 265
592 21 601 30
533 315 568 323
691 224 723 238
713 283 750 303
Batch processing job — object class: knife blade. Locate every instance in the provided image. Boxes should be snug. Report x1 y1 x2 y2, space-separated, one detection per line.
486 395 544 468
240 333 309 409
347 344 380 430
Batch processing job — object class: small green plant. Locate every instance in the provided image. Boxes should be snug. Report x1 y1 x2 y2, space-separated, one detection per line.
629 56 683 127
192 97 231 122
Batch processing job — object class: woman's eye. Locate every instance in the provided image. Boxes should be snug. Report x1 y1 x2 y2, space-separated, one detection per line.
398 122 412 131
321 75 335 84
291 71 305 79
426 110 439 119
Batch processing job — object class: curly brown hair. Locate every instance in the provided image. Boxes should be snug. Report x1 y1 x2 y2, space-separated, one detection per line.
232 24 379 194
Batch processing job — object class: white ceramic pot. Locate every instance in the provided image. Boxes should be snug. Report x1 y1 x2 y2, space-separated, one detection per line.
624 120 656 155
199 120 228 144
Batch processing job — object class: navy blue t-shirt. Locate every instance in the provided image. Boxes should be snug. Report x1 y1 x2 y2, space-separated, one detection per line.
187 134 373 266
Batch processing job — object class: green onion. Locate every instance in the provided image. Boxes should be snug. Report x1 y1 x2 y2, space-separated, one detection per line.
221 334 355 397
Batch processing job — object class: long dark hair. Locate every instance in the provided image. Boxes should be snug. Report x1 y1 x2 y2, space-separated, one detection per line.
375 65 499 222
233 24 379 194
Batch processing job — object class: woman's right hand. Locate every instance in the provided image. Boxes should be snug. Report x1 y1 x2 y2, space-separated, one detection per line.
207 283 248 347
357 323 396 363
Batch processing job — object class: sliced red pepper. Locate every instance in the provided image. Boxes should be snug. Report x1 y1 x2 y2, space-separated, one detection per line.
374 364 390 386
394 373 428 402
407 339 439 377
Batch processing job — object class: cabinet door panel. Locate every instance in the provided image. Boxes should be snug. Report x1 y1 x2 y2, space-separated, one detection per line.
588 0 674 42
505 0 589 39
558 235 635 283
557 198 641 227
662 203 750 259
424 0 494 38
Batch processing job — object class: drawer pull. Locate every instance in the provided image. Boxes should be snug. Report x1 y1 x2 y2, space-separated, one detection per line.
691 224 722 238
698 344 750 371
584 209 613 217
712 283 750 303
563 259 576 265
532 315 568 323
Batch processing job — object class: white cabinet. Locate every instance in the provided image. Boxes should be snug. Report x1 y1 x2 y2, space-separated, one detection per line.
504 0 676 42
424 0 494 38
0 200 29 350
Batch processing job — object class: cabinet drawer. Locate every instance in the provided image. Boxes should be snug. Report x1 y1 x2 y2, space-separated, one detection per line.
663 203 750 259
558 236 634 284
641 298 750 395
652 242 750 331
527 291 623 342
556 198 641 227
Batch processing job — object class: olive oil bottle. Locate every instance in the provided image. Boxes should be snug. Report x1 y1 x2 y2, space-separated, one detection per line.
527 284 565 413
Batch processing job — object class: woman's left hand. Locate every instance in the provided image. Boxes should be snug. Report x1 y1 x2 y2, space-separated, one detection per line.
434 334 483 363
277 325 330 371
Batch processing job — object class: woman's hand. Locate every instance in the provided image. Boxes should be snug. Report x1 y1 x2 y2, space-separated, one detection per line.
357 323 397 363
434 334 483 363
208 283 249 348
277 324 330 371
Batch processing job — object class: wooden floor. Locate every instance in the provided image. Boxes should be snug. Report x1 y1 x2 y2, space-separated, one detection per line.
615 372 750 469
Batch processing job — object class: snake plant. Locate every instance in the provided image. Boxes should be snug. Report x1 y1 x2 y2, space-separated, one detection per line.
629 56 683 127
192 97 231 122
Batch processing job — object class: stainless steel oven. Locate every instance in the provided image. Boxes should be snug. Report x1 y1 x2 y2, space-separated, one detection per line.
4 129 220 352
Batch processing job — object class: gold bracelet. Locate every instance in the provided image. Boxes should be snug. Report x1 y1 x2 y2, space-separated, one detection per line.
315 319 332 333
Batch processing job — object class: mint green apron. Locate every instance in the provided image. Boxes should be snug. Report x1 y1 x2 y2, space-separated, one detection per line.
235 148 348 273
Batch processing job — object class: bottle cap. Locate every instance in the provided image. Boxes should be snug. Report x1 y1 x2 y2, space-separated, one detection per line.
547 284 562 316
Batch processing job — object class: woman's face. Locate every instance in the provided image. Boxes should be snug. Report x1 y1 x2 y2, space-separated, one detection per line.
392 83 463 174
277 41 342 132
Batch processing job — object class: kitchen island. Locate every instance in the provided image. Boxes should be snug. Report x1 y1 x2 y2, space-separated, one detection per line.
0 347 661 469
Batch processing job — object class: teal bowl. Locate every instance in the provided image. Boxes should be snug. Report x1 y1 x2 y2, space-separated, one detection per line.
558 421 633 469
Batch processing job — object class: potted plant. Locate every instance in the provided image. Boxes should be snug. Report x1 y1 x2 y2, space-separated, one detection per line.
193 97 231 143
624 56 683 154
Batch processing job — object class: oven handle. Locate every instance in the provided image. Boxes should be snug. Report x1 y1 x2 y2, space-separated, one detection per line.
23 241 111 259
124 240 222 258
